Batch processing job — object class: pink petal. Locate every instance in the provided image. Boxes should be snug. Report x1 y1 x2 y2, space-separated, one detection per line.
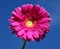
17 29 25 36
31 4 40 16
32 31 39 39
9 19 14 22
15 26 22 31
40 18 52 24
12 11 18 17
21 4 33 14
41 23 50 27
37 29 44 35
22 33 27 40
39 7 46 14
25 4 33 13
12 9 25 20
39 7 50 18
11 21 19 26
26 30 34 40
41 25 50 32
14 8 21 15
12 7 21 17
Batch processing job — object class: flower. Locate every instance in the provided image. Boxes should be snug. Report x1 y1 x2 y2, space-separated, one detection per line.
9 4 52 41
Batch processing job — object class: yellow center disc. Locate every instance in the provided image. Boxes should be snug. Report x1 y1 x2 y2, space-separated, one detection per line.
25 20 33 27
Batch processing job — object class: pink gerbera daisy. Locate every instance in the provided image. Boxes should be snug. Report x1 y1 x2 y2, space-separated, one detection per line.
9 4 52 41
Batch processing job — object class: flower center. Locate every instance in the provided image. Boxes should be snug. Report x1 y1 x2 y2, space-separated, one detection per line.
25 20 33 27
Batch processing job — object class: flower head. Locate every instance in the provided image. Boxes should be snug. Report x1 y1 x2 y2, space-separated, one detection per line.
9 4 52 41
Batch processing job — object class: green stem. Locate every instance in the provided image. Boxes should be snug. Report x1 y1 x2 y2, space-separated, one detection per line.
22 40 27 49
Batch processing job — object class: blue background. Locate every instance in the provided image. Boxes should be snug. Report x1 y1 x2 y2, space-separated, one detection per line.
0 0 60 49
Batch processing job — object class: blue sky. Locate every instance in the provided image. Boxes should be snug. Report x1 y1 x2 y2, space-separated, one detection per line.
0 0 60 49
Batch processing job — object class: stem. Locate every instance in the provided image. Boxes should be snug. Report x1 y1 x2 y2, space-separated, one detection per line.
22 40 27 49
